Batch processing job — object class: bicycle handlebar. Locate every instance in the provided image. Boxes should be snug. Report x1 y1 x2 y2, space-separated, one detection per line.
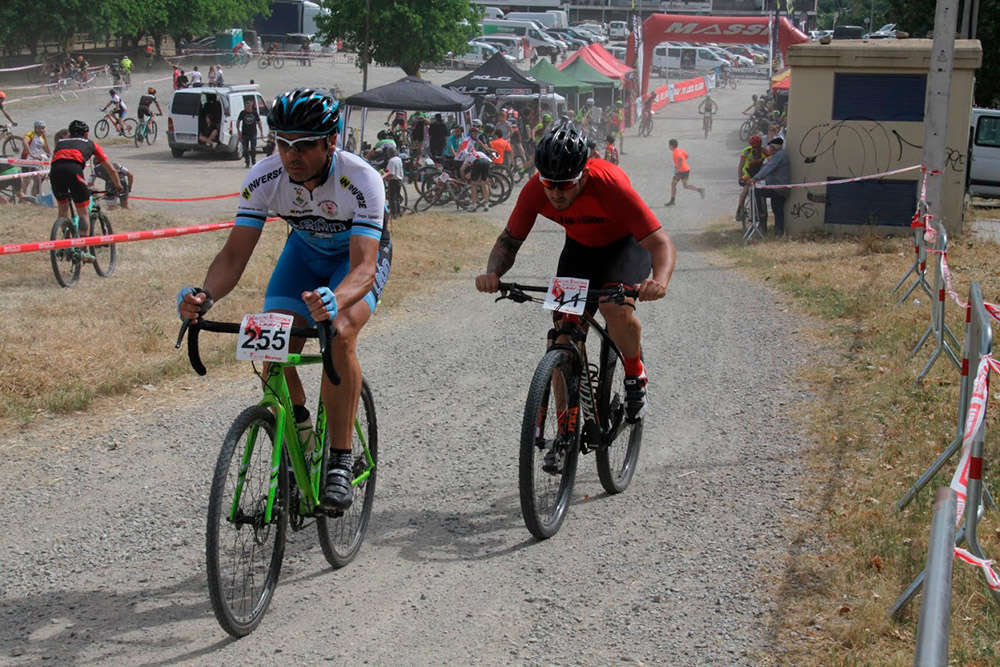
496 281 639 305
175 318 341 385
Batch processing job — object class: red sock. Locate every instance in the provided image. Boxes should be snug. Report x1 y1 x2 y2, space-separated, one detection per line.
624 356 644 377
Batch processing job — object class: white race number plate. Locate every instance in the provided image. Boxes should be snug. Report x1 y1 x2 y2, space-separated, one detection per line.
236 313 294 362
543 277 589 316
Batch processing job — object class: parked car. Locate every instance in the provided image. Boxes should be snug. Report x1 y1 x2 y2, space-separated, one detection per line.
546 29 586 50
865 23 898 38
451 41 504 68
969 107 1000 198
168 84 272 159
608 21 628 39
606 45 627 63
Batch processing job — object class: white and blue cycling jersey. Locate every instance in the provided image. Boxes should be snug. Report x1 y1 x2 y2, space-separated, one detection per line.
235 148 388 251
234 149 392 321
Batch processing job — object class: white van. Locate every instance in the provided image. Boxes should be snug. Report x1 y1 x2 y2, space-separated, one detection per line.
608 21 628 40
970 107 1000 198
168 84 272 159
481 19 563 56
483 6 504 19
652 45 729 74
478 35 526 61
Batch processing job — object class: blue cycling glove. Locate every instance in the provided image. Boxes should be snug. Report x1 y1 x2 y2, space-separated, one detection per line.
315 286 338 321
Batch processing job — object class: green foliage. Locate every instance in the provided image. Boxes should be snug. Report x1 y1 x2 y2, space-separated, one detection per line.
315 0 482 76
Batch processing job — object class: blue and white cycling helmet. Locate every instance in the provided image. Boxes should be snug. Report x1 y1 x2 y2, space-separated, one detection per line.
268 87 341 135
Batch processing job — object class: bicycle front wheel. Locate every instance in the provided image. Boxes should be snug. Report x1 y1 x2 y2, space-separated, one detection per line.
1 136 25 157
121 117 137 138
91 212 117 277
317 379 378 568
206 405 288 638
519 348 581 540
49 218 81 288
272 57 285 69
146 119 158 145
94 118 110 139
258 57 269 70
739 118 753 142
595 340 642 494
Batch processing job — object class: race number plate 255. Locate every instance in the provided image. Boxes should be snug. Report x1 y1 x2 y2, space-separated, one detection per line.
543 277 589 316
236 313 294 362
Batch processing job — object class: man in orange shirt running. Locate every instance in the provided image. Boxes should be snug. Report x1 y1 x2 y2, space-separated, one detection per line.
665 138 704 206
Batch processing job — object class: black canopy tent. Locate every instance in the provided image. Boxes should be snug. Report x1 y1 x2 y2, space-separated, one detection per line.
342 76 474 150
444 52 543 96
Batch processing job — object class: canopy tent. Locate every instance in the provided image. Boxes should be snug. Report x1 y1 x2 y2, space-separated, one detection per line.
444 52 542 96
771 68 790 91
530 59 594 95
629 14 809 97
558 57 620 108
559 44 632 84
342 76 474 152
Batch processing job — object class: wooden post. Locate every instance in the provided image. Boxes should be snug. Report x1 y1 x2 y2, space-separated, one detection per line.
920 0 958 232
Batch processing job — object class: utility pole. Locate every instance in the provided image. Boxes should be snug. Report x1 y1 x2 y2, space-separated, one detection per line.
920 0 958 231
362 0 370 91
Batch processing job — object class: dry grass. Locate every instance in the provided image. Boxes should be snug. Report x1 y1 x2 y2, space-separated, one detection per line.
0 204 492 429
698 224 1000 664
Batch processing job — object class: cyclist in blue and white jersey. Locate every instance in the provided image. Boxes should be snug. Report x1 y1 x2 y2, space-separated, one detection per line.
178 88 391 511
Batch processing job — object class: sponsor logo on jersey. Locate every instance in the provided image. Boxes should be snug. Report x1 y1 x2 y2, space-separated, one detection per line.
318 200 338 217
339 175 366 208
554 215 607 226
293 186 307 207
290 216 350 235
242 167 284 199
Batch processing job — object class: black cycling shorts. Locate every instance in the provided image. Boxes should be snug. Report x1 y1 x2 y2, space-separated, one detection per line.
470 158 491 181
49 161 90 204
555 235 651 317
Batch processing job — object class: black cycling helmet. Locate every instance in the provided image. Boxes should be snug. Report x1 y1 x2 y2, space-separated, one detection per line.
69 120 89 137
268 87 341 135
534 122 589 181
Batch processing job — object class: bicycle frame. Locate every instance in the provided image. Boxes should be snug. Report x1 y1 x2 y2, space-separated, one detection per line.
229 353 375 525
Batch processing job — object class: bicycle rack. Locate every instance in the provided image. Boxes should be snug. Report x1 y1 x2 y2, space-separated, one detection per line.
891 282 1000 618
911 222 962 382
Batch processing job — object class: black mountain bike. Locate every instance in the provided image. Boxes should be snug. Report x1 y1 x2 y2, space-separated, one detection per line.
496 282 644 540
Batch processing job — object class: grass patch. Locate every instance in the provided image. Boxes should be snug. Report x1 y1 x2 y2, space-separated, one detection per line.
707 227 1000 664
0 205 492 429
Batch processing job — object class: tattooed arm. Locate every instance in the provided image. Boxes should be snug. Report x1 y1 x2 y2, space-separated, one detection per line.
475 230 524 293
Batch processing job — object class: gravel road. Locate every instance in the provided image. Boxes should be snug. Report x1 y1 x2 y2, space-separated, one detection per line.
0 63 812 664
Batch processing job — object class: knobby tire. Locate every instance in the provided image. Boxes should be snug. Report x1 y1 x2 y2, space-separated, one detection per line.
206 406 288 638
92 212 117 277
49 218 81 288
595 339 643 494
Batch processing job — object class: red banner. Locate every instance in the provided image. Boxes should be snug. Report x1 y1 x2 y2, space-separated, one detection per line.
648 75 707 111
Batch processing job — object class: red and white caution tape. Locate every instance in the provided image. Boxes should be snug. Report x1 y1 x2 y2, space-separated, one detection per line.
755 164 922 190
955 548 1000 590
128 192 239 202
0 169 49 184
0 62 43 73
0 216 279 256
0 158 50 167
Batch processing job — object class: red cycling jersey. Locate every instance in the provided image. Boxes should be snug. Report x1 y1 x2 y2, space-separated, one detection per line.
51 137 109 167
505 157 661 248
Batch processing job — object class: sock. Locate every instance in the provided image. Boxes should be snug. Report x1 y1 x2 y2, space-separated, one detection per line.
624 355 644 377
293 404 310 424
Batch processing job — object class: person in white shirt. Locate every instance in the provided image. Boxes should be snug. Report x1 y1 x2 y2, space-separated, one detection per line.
382 146 404 218
457 145 492 212
190 66 203 87
23 120 50 197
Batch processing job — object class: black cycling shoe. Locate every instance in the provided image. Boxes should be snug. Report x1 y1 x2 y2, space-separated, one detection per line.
321 450 355 512
624 372 647 423
542 443 564 475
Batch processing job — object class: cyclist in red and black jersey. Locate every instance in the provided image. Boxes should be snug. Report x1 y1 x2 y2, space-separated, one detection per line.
50 120 122 230
475 122 676 420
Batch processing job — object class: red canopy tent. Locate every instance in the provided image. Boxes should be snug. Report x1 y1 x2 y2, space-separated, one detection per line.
560 44 633 83
627 14 808 97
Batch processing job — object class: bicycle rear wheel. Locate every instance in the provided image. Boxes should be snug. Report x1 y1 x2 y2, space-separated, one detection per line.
91 212 117 277
487 170 512 205
206 406 288 638
739 118 753 142
1 136 25 157
94 118 110 139
519 348 581 540
120 117 137 138
49 218 81 288
317 379 378 568
595 339 642 494
272 57 285 69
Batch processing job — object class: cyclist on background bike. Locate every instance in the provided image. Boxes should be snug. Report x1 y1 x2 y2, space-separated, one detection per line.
137 87 162 124
120 55 132 86
50 120 123 230
697 93 718 137
178 88 392 512
0 90 16 126
474 122 676 420
102 89 128 135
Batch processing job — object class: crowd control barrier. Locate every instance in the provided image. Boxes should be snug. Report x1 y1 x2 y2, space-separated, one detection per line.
891 282 1000 619
911 223 962 382
913 487 957 665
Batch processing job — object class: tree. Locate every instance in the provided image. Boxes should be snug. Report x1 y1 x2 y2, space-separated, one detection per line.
886 0 999 106
315 0 482 77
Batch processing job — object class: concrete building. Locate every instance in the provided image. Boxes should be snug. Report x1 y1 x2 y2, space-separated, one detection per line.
783 39 982 235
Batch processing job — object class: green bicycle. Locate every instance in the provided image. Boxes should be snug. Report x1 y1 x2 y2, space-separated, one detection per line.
177 318 378 637
48 193 116 287
134 113 160 146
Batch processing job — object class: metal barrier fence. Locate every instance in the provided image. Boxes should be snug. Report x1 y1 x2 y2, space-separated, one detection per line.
892 281 1000 620
911 224 962 382
893 222 933 305
913 487 957 665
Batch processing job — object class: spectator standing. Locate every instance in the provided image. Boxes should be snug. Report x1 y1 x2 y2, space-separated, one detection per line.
489 127 512 165
208 65 217 86
236 99 264 168
176 69 189 89
443 124 464 158
172 66 180 90
190 66 202 87
215 65 225 86
428 113 448 157
21 120 50 197
300 42 312 66
750 137 790 235
382 146 404 217
665 138 704 206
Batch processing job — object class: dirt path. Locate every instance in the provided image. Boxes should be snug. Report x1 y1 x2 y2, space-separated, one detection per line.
0 70 812 664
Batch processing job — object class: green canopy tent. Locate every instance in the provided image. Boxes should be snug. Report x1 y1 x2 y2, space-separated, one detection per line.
530 59 594 109
558 57 619 108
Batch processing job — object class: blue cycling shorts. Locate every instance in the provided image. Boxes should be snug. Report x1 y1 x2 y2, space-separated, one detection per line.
264 231 392 324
